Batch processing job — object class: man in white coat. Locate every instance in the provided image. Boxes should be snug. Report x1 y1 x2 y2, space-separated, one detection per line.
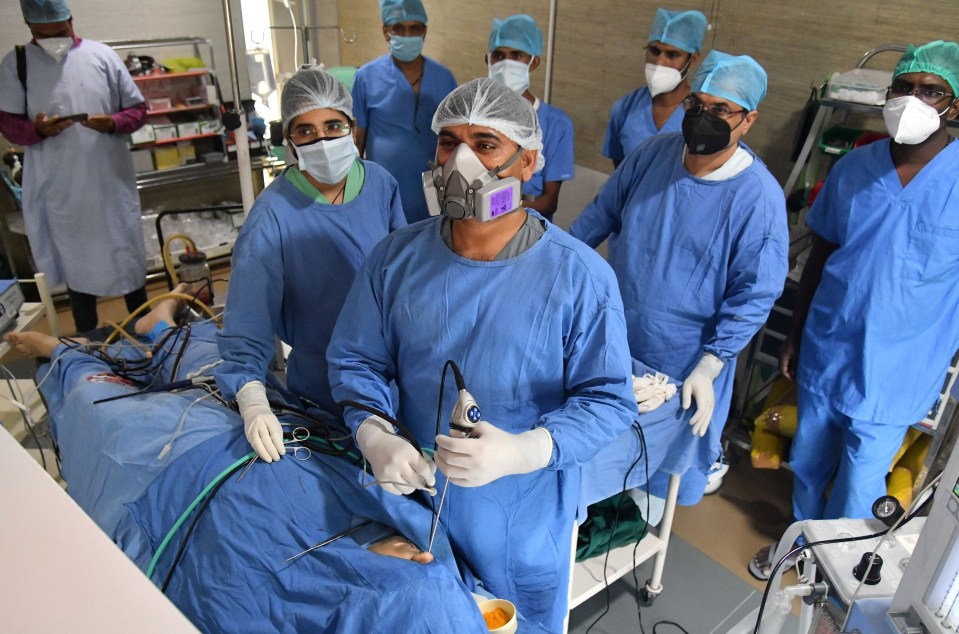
0 0 148 332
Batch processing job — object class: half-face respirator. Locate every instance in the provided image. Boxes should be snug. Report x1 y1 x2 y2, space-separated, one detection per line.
422 143 522 222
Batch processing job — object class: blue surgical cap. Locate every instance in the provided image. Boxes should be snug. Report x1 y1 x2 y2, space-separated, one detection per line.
691 50 767 111
379 0 427 26
648 9 707 54
489 15 543 57
894 40 959 97
20 0 71 23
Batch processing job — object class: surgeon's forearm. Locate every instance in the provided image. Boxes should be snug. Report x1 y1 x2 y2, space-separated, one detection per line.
0 110 42 146
110 102 148 135
788 233 838 342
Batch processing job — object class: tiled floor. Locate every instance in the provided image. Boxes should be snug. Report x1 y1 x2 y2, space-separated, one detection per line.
568 449 802 633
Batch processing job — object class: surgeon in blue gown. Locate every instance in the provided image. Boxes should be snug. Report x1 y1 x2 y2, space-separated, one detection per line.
328 78 636 633
781 41 959 524
216 66 406 464
603 8 707 168
571 51 789 505
486 14 574 222
352 0 457 223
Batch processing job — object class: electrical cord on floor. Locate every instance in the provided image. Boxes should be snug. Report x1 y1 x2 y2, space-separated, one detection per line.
652 621 690 634
752 476 939 634
584 419 648 634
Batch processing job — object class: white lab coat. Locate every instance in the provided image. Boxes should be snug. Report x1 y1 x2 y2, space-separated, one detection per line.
0 39 146 295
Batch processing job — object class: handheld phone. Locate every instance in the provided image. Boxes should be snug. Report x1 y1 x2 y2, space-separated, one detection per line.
57 113 88 123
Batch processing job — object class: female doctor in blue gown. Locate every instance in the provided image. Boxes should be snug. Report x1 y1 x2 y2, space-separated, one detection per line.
216 67 406 464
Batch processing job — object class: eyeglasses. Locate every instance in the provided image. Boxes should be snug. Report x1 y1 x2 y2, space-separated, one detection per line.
289 121 352 146
682 97 746 120
887 83 955 106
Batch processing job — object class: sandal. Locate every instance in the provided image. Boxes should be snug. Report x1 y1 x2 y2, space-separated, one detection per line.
748 542 797 581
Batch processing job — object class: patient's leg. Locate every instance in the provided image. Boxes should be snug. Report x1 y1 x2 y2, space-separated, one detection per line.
134 283 189 336
3 331 86 358
368 535 435 564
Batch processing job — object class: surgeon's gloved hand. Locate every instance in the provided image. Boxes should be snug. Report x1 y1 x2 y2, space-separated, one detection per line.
632 372 677 413
236 380 286 463
681 354 725 437
434 422 553 488
356 415 436 496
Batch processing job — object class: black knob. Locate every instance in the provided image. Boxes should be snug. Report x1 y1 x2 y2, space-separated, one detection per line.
852 552 883 585
872 495 904 527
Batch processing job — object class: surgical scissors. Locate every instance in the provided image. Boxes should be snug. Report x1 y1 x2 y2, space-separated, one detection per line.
237 425 313 482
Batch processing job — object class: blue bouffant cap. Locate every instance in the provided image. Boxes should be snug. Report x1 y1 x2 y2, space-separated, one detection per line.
21 0 71 24
648 8 707 53
379 0 427 26
489 15 543 57
691 50 768 111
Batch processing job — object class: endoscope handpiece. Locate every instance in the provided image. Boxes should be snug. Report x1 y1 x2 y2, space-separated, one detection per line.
428 387 482 554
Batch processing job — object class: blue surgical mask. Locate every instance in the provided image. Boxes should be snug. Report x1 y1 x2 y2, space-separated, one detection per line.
389 35 424 63
294 135 359 186
489 59 532 95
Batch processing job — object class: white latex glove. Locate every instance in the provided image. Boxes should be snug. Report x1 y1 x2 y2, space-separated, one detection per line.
681 354 725 437
236 380 286 463
355 415 436 496
632 372 677 413
434 421 553 487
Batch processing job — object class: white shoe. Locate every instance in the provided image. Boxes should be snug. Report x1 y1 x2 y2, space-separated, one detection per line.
703 459 729 495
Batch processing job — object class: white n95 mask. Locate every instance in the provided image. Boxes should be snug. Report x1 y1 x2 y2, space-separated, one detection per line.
295 135 359 185
422 143 522 222
882 95 949 145
489 59 532 95
644 63 685 97
38 37 72 62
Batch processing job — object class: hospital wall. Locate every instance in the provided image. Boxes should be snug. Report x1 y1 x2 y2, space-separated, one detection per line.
0 0 250 98
334 0 957 184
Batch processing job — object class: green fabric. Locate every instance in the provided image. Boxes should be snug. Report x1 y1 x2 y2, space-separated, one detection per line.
283 161 365 204
575 493 648 562
894 40 959 96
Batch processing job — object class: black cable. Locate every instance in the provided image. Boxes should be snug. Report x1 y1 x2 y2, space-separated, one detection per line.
585 418 649 634
168 320 192 382
160 457 246 593
752 487 936 634
631 420 652 634
653 622 691 634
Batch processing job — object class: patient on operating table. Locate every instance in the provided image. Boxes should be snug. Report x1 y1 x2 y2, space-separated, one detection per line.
12 293 537 633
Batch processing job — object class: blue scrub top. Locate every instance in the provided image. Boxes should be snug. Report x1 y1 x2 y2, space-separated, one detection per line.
524 100 574 198
570 133 788 496
216 160 406 416
352 54 457 224
602 86 685 162
328 214 636 632
798 139 959 424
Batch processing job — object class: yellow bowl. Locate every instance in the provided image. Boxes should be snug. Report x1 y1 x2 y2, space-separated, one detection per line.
478 598 518 634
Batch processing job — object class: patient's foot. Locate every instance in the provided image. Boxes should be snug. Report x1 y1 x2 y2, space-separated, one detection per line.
134 283 188 336
368 535 435 564
4 331 85 357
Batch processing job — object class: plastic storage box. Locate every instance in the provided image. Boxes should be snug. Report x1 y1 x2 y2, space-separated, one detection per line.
824 68 891 105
